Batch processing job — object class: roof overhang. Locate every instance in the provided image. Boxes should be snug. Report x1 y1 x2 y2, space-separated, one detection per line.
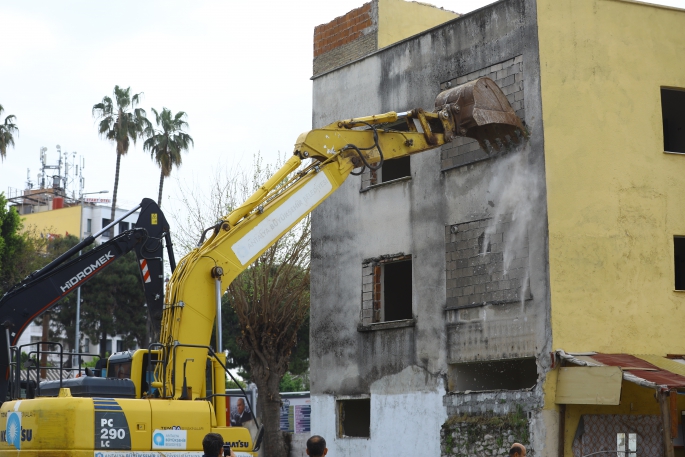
557 350 685 394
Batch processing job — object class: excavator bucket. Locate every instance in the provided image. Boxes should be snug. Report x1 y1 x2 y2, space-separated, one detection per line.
434 77 526 151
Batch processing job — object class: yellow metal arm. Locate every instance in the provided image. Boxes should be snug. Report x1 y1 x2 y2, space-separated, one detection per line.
157 77 525 401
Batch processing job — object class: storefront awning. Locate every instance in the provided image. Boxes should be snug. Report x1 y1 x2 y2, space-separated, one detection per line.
557 350 685 391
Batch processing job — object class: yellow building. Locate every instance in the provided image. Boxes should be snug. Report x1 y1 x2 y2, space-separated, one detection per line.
538 1 685 455
20 206 81 240
15 196 138 243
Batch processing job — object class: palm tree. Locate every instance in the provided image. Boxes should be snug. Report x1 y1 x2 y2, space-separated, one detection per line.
92 86 149 222
0 104 18 161
143 108 193 206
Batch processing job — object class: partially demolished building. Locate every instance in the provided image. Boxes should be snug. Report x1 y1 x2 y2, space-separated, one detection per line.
308 0 685 456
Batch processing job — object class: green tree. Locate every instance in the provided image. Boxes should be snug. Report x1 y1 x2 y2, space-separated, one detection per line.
279 371 309 393
221 293 309 382
92 86 149 222
143 108 193 206
228 226 310 457
0 193 26 291
0 104 18 161
79 251 148 356
175 156 310 457
0 193 39 293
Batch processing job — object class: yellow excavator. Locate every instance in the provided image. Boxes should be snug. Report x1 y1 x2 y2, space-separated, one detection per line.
0 77 524 457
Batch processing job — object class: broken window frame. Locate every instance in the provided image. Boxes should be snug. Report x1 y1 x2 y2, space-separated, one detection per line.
356 115 413 190
336 397 371 438
360 254 415 328
359 157 412 191
372 255 413 324
378 156 411 183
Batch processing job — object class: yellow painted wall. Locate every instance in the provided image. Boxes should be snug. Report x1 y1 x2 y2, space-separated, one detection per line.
543 357 685 455
562 380 674 456
377 0 458 48
537 0 685 354
20 206 81 238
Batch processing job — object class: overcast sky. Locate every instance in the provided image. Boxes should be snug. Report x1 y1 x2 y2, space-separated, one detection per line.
2 0 685 230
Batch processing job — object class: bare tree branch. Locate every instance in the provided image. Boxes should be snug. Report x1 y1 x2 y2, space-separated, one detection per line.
172 154 309 457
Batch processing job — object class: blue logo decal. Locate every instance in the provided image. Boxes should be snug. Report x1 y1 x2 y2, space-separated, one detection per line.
6 412 21 450
153 432 165 446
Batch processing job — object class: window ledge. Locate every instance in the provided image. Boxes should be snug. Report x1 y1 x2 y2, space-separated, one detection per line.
360 176 412 193
664 150 685 155
358 318 415 332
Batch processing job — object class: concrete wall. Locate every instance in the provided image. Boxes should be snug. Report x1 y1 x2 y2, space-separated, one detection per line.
310 0 552 455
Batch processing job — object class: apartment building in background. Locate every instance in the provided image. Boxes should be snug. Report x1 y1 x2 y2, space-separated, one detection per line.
8 181 141 360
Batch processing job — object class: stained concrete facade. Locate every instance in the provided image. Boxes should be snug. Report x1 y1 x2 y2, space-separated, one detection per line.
310 0 552 455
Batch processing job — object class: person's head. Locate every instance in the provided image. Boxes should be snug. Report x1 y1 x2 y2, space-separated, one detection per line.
237 398 245 414
306 435 327 457
510 443 526 457
202 433 224 457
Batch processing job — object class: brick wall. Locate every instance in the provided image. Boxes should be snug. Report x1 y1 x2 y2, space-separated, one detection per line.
440 55 525 171
361 261 381 325
360 168 377 190
313 2 378 76
445 215 531 309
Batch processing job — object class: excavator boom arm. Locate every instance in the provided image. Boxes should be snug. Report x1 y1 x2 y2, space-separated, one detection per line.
158 77 526 401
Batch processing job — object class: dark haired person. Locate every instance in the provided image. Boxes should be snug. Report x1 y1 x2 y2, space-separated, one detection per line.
202 432 235 457
509 443 526 457
306 435 328 457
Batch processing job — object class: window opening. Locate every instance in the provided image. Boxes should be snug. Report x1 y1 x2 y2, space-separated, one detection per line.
662 88 685 153
337 398 370 438
362 255 413 326
478 232 492 254
675 237 685 290
382 260 412 321
617 432 637 457
86 218 92 234
448 357 537 392
119 221 130 234
381 156 410 183
102 218 111 238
